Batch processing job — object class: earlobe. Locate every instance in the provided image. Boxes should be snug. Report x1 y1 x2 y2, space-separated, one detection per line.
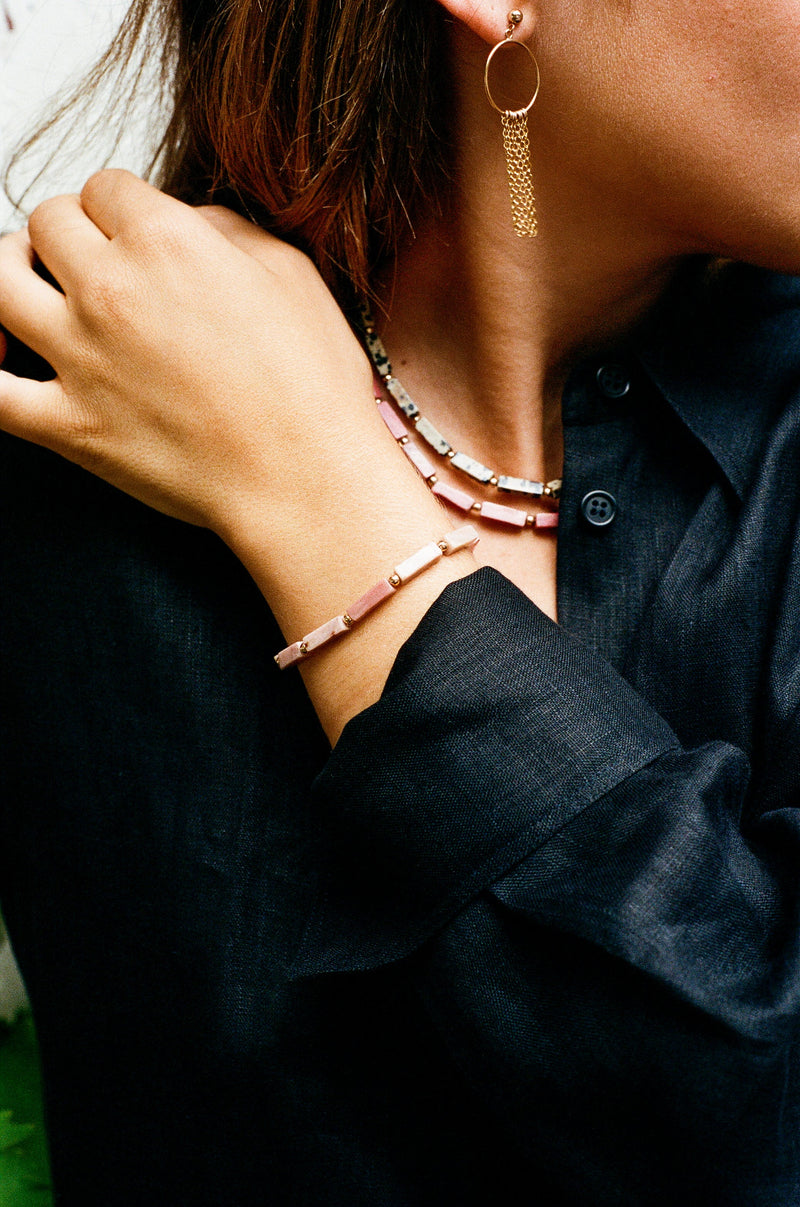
434 0 537 46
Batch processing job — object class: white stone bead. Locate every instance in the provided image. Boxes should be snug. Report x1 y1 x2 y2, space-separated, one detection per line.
451 452 494 484
386 377 420 419
497 475 544 496
415 416 451 456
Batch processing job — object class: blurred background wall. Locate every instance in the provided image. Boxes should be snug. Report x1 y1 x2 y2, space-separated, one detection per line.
1 0 160 233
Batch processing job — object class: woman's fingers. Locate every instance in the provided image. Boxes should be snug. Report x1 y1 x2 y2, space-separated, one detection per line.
0 229 68 361
26 193 109 294
0 370 69 448
80 169 159 240
80 168 206 248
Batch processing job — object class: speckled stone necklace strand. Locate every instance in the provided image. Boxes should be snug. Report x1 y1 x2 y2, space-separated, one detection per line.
361 308 560 532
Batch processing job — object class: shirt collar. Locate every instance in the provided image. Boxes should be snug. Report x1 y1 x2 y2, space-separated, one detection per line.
635 262 800 500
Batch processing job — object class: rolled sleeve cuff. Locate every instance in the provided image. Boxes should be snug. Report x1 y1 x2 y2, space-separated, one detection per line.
292 568 681 977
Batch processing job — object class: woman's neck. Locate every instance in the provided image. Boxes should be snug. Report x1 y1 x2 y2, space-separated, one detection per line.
374 207 678 483
372 21 685 480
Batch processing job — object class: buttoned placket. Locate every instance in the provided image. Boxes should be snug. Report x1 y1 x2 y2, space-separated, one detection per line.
556 357 717 673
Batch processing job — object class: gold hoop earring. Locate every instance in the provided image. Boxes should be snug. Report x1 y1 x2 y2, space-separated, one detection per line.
484 10 540 238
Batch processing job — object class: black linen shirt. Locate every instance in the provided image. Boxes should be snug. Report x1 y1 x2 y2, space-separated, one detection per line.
1 262 800 1204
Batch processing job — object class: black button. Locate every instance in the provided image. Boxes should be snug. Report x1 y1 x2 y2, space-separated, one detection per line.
581 490 617 527
596 365 630 399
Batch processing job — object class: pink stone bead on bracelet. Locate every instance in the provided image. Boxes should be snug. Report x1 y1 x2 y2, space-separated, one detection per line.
273 524 480 670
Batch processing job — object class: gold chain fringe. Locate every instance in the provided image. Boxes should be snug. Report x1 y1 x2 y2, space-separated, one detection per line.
501 111 538 238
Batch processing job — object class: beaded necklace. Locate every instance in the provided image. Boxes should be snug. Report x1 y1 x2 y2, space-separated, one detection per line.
361 309 561 533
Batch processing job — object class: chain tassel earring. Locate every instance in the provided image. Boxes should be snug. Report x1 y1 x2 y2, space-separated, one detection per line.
484 10 541 237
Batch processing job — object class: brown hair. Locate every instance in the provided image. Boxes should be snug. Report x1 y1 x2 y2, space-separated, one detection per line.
9 0 452 302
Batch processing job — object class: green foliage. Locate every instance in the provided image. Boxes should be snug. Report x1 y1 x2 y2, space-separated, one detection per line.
0 1014 52 1207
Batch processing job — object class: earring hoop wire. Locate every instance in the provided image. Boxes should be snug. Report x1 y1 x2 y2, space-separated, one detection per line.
484 40 541 115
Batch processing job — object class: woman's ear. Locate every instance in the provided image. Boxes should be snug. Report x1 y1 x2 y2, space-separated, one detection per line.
433 0 538 46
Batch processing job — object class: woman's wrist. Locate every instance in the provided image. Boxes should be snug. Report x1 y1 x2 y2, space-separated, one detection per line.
274 523 480 670
303 551 477 742
216 456 479 742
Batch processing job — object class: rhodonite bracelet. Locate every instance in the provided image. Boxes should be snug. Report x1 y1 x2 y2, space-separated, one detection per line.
274 524 480 670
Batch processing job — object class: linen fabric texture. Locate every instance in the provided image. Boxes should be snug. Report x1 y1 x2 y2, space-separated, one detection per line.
1 262 800 1204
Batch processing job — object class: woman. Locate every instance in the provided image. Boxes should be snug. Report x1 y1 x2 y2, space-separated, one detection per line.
0 0 799 1201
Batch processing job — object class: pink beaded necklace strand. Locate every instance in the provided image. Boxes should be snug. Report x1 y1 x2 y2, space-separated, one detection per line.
361 310 560 532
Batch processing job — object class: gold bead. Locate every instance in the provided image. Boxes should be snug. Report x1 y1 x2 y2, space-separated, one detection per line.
447 450 456 459
490 476 499 487
526 514 535 527
429 474 438 485
437 540 449 553
299 642 308 655
342 614 353 627
388 573 401 587
508 9 523 25
471 501 483 512
399 436 409 445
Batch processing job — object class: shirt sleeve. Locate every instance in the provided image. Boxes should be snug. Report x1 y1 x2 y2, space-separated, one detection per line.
293 567 800 1200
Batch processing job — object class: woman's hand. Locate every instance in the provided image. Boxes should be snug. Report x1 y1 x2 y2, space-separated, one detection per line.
0 170 373 531
0 171 473 739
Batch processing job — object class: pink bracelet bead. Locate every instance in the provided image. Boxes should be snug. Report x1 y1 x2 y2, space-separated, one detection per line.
274 642 305 671
441 524 481 553
274 613 352 670
304 613 351 652
535 511 559 529
346 577 396 623
274 525 479 671
394 541 442 584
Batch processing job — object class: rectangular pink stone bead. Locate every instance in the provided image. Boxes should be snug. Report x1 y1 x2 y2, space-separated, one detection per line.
480 500 527 528
273 614 350 667
534 511 559 528
274 642 305 671
442 523 480 553
304 613 351 653
376 399 409 441
431 480 475 513
394 542 442 584
346 577 396 622
402 441 437 481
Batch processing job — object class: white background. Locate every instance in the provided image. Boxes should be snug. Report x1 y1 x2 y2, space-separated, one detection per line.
1 0 157 232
